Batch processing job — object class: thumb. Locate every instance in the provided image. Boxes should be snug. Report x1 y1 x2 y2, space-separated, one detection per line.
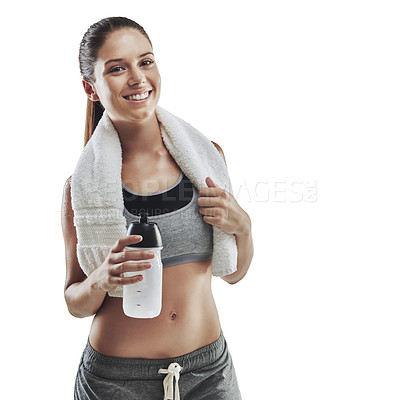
205 176 218 188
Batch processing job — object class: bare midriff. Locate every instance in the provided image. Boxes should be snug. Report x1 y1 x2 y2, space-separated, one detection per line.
89 259 221 359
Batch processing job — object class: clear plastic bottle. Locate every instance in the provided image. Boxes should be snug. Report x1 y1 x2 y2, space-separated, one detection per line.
123 212 163 318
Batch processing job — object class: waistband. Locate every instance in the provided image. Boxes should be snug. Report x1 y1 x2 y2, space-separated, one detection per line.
82 331 226 380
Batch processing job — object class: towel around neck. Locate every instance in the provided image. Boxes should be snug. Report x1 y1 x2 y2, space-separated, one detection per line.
71 106 237 297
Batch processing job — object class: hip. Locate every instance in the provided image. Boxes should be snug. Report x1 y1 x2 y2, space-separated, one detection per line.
75 331 241 400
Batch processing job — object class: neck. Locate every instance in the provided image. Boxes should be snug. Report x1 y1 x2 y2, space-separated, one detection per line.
110 112 164 161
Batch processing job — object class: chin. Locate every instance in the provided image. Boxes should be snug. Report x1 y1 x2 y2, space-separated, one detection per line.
133 106 157 120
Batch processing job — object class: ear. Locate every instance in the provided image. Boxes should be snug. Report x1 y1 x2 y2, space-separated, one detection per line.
82 79 100 102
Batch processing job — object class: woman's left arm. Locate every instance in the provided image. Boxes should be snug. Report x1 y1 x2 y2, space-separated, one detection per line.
197 142 254 284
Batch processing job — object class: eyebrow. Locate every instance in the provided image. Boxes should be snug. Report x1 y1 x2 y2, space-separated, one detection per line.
104 52 154 66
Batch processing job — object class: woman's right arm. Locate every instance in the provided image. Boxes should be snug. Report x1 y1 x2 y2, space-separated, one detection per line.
61 177 154 318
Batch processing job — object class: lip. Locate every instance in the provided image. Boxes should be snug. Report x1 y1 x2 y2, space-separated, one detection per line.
123 90 152 103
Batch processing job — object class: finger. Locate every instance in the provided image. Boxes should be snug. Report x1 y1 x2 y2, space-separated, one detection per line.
111 249 155 264
197 196 225 207
124 249 155 260
202 215 218 226
112 261 152 276
199 207 224 217
205 176 219 188
112 235 143 253
198 187 225 197
111 274 144 286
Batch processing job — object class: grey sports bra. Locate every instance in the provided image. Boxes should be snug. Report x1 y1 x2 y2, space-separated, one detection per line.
122 172 213 267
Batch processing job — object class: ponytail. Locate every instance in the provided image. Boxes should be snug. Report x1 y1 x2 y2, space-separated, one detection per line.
83 99 104 146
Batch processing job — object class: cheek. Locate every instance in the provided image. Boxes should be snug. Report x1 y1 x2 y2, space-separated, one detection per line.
99 80 122 105
149 68 161 88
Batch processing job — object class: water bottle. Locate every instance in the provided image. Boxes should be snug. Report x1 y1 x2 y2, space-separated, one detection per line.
123 212 163 318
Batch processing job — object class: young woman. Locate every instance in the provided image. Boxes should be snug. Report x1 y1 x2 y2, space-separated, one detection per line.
62 17 253 400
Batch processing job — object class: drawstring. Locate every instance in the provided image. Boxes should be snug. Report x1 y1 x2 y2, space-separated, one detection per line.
158 362 182 400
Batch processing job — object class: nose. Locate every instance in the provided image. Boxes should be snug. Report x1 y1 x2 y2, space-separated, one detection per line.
128 67 146 87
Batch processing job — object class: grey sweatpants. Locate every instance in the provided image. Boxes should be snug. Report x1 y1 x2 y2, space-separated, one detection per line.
74 331 241 399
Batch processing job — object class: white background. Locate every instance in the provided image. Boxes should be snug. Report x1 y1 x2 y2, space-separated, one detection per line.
1 0 398 399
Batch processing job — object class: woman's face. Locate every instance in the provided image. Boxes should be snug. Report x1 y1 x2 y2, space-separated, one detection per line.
86 28 161 124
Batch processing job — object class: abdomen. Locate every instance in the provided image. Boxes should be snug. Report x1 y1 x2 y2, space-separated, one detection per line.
89 259 221 358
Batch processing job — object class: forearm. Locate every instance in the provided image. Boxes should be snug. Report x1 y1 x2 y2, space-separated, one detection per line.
222 212 254 284
64 269 107 318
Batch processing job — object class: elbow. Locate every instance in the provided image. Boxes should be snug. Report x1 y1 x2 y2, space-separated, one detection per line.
223 278 240 285
221 269 247 285
65 299 94 319
67 305 94 319
64 290 96 319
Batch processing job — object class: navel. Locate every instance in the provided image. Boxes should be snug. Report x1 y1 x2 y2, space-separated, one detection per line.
170 312 177 321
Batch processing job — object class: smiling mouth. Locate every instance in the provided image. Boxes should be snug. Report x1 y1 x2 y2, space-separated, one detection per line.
123 90 151 101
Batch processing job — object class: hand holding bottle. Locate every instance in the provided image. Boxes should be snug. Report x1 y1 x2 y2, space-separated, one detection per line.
123 213 164 318
92 235 154 293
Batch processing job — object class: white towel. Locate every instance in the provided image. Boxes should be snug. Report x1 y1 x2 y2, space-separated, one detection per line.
71 106 237 297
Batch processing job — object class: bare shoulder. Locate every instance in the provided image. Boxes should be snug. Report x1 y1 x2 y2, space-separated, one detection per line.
211 141 227 166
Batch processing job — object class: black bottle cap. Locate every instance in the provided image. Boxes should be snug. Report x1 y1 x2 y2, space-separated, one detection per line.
126 212 163 248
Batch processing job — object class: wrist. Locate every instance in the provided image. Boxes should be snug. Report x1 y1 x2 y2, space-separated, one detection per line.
88 268 106 293
234 211 252 238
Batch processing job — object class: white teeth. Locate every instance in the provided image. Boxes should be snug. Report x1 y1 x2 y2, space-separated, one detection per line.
126 91 149 101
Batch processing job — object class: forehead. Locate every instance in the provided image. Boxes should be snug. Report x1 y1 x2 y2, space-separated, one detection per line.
97 28 152 62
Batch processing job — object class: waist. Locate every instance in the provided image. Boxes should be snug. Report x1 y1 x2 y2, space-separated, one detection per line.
89 260 221 358
82 331 226 380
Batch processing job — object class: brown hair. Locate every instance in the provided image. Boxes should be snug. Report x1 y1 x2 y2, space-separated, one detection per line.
79 17 152 146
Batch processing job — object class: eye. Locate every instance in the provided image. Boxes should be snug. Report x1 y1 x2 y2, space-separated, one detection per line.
141 59 154 67
109 65 125 73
